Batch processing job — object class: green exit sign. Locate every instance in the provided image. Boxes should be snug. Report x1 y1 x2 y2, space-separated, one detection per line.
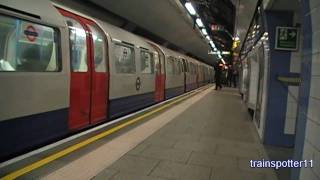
275 27 299 51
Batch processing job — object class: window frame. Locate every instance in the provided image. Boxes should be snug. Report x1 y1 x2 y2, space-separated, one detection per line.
0 12 62 73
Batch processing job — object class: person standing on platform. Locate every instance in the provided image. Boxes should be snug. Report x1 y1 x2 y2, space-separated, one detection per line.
227 64 233 87
214 61 223 90
232 63 239 88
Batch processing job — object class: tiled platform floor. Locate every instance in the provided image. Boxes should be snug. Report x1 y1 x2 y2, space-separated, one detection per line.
92 88 278 180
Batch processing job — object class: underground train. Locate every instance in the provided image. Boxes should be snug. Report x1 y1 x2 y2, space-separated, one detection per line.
0 1 214 161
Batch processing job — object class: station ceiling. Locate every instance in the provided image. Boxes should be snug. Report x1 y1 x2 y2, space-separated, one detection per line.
59 0 258 65
232 0 259 53
88 0 231 65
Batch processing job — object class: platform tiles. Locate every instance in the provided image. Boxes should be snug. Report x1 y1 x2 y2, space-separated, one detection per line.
5 87 278 180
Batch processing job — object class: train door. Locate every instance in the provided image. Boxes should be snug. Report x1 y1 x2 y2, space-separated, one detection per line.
154 49 165 102
58 9 108 129
196 64 199 87
254 45 265 128
82 19 108 124
138 48 155 101
247 51 260 112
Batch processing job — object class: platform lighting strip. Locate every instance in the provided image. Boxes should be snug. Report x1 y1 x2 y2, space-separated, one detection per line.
184 1 223 59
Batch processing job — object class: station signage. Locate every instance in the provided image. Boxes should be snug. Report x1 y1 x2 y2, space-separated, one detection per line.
275 26 299 51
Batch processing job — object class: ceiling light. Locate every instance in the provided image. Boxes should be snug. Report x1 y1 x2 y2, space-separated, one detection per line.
213 47 217 51
218 54 222 59
221 59 226 64
201 28 208 35
233 36 240 41
206 36 210 41
196 18 204 27
185 2 196 16
209 41 215 48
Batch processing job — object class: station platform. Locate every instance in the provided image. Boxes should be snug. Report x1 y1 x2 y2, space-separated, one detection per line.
0 86 278 180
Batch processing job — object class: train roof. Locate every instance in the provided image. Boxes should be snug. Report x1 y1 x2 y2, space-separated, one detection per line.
96 20 157 52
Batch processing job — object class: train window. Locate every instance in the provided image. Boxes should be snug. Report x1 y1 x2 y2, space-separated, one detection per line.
172 59 177 74
176 60 182 75
66 17 88 72
154 52 160 74
172 58 179 75
167 56 174 74
188 62 192 74
114 43 135 74
0 15 60 72
180 61 184 73
87 24 106 72
184 60 189 73
140 50 154 74
191 63 195 74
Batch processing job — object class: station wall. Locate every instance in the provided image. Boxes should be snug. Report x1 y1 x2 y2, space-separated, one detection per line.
293 0 320 179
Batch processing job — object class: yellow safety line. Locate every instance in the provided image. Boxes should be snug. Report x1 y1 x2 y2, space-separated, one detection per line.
2 87 207 180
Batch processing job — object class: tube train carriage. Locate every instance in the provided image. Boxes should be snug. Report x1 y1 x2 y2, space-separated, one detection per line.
0 1 214 161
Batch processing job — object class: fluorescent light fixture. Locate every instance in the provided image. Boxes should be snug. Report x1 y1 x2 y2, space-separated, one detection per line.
206 36 210 41
196 18 204 27
201 28 208 35
222 51 230 55
208 50 215 55
209 41 215 48
218 54 222 59
185 2 196 15
213 47 217 51
221 59 226 64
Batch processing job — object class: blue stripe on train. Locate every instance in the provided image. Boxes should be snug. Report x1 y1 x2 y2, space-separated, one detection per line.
0 108 68 162
109 92 156 119
0 86 190 162
165 86 185 99
186 83 197 92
